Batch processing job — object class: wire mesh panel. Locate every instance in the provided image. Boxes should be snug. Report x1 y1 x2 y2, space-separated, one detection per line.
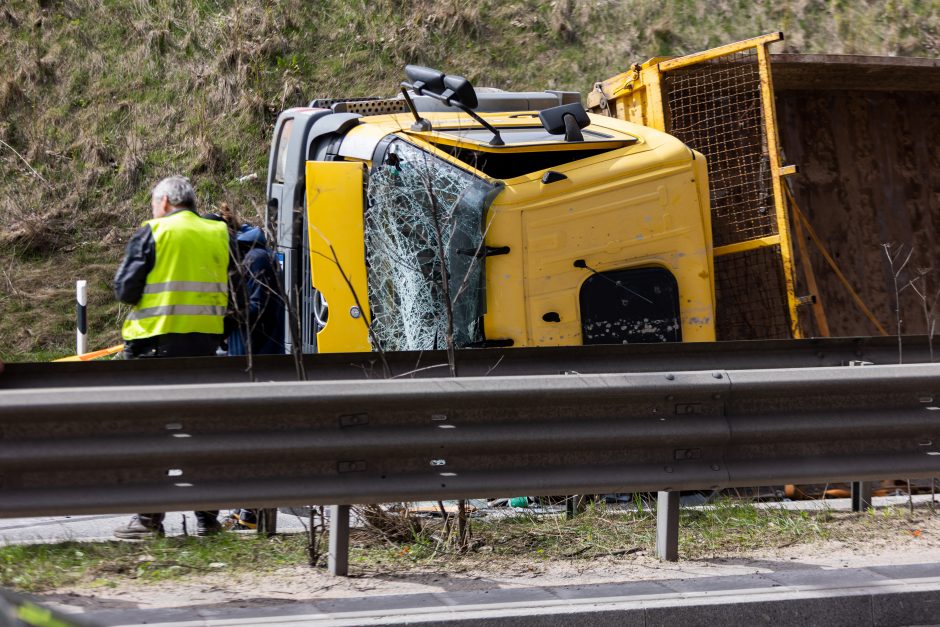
663 49 776 248
714 246 791 340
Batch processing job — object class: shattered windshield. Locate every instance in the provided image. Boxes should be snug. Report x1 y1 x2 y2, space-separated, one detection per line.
365 139 501 351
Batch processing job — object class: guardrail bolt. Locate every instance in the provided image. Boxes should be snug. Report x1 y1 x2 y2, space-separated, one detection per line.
664 466 674 473
711 464 721 471
712 372 723 379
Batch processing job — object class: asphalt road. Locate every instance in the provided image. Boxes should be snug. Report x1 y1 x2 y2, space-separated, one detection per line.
0 510 313 545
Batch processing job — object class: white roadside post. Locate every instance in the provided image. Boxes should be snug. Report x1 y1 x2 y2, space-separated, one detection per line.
76 280 87 355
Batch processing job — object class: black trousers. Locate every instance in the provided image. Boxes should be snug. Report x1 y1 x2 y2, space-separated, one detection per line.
123 332 221 359
124 333 222 528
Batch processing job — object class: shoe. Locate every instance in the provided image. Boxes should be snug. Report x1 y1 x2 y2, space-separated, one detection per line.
196 518 223 537
233 508 258 530
114 516 164 540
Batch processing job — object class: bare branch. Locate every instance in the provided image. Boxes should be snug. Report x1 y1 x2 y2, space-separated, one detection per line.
484 354 505 377
0 138 50 187
391 363 450 379
309 225 392 379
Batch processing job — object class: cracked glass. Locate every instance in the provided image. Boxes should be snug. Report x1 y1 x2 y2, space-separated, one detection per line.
365 140 501 351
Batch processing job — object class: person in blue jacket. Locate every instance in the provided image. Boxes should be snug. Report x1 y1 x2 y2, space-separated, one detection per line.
226 225 284 530
228 224 285 356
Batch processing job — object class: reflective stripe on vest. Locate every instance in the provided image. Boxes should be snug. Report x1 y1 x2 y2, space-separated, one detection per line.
127 305 227 320
122 211 229 341
142 281 227 294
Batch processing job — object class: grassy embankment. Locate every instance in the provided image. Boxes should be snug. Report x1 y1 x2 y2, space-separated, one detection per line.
1 0 939 360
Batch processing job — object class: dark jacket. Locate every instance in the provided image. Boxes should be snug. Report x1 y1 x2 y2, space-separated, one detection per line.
227 226 285 355
113 224 156 306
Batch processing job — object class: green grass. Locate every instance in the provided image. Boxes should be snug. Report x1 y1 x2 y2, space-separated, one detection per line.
681 501 827 553
1 533 305 593
2 500 930 593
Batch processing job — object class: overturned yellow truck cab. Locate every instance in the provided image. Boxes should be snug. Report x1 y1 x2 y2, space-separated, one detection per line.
267 66 714 354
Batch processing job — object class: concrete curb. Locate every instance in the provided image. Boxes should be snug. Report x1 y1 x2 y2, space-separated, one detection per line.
63 563 940 626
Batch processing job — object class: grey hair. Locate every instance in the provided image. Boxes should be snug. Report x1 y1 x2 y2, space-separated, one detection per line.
151 176 196 210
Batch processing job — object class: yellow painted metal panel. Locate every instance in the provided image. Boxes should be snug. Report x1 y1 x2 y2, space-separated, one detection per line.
482 209 526 343
305 161 372 353
595 32 800 340
691 156 716 309
406 132 635 153
484 123 716 346
643 68 667 131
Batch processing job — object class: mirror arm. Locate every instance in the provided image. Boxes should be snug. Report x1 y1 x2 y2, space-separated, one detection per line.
400 84 432 131
449 101 504 146
563 113 584 142
400 82 503 146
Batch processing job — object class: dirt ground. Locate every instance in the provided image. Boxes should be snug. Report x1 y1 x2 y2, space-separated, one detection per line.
37 505 940 612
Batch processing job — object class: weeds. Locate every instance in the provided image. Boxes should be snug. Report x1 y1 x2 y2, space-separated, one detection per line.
682 500 826 554
2 1 940 358
0 533 299 593
3 498 935 593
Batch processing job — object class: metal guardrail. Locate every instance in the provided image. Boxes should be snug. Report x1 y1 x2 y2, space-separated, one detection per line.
1 335 936 389
1 362 939 518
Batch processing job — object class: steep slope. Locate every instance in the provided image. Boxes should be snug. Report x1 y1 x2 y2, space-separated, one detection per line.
1 0 938 359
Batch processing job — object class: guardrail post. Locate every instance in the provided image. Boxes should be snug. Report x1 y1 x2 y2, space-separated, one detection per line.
851 481 872 512
257 508 277 537
656 491 679 561
328 504 350 576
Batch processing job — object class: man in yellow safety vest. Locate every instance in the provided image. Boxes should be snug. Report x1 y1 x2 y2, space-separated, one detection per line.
112 175 230 540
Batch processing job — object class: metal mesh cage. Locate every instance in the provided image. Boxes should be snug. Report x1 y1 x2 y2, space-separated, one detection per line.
309 97 380 108
334 99 409 116
663 49 776 247
714 245 791 340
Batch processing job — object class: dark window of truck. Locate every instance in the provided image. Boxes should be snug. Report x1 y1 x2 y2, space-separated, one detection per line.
441 145 619 179
422 127 636 179
579 267 681 344
364 139 501 351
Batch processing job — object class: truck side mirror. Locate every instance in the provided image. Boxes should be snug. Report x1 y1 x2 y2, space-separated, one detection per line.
401 65 501 144
539 103 590 142
441 75 478 109
404 65 446 96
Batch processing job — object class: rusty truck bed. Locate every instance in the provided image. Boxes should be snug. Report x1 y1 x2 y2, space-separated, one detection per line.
773 54 940 337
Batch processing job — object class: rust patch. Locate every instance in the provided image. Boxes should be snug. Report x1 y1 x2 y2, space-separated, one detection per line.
777 89 940 337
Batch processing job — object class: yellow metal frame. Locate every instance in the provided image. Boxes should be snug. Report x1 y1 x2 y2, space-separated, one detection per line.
657 32 784 71
713 235 781 257
591 32 802 338
755 40 801 339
